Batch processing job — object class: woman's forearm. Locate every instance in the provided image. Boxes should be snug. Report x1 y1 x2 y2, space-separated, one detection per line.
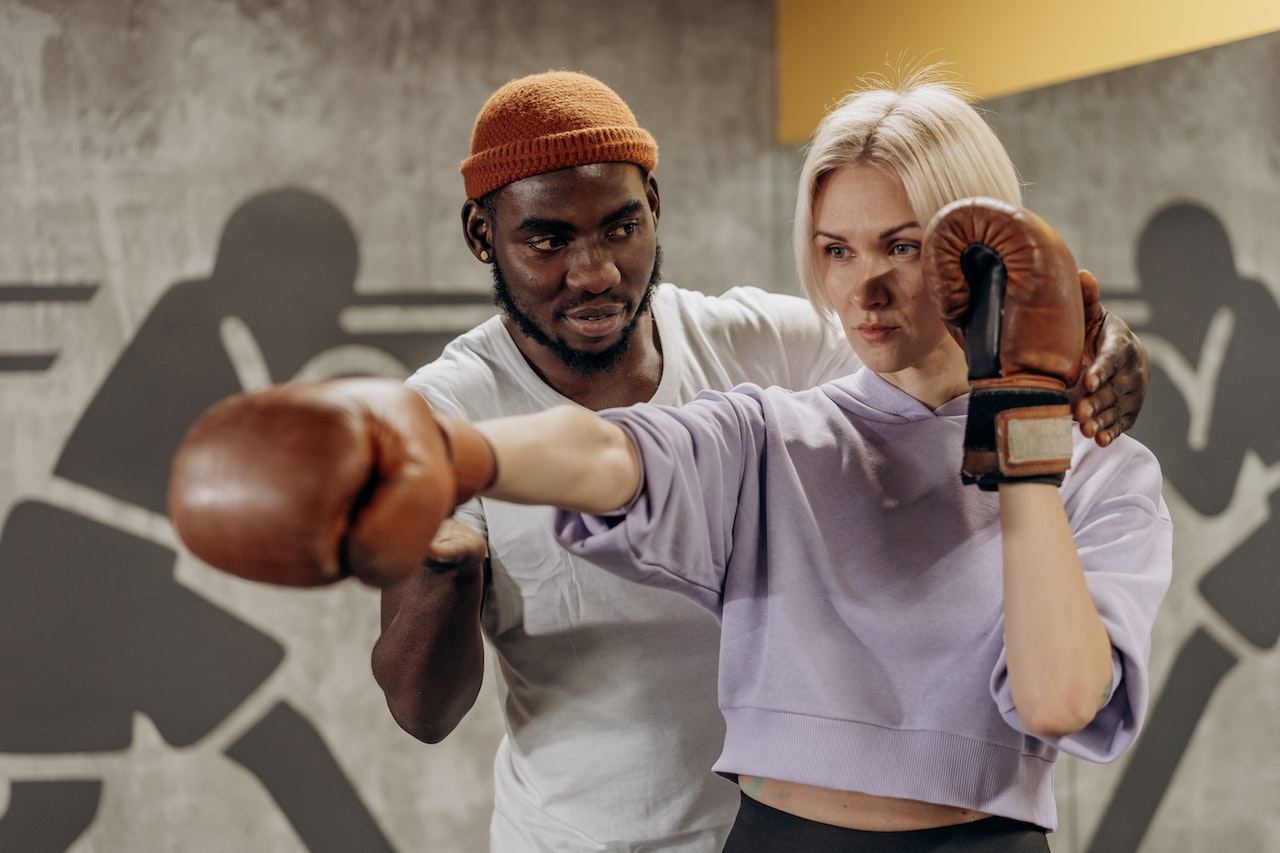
475 404 641 515
999 482 1114 738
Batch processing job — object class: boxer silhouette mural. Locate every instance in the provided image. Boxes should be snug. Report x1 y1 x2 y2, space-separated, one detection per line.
0 188 492 851
1088 201 1280 852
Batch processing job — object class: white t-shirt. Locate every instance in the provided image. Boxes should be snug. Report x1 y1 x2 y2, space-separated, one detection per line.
404 283 858 852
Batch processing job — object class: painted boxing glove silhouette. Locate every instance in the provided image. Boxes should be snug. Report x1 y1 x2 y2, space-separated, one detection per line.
923 198 1086 490
168 378 496 587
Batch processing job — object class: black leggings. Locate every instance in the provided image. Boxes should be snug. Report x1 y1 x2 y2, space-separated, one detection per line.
722 792 1050 853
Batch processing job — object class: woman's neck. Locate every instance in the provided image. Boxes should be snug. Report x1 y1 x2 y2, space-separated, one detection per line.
878 340 969 410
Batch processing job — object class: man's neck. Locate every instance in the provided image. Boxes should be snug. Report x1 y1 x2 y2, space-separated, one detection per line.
505 313 664 412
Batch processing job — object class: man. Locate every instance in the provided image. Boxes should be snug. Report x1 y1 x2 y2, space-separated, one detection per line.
370 71 1148 852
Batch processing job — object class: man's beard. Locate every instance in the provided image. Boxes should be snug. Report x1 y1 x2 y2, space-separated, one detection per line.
491 246 663 377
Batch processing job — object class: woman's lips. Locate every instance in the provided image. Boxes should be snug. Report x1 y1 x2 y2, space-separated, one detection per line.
855 322 898 343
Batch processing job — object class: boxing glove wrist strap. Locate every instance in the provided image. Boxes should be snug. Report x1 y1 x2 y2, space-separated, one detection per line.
436 411 498 504
962 387 1073 491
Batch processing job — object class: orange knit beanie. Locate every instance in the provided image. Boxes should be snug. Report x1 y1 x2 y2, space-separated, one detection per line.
460 70 659 199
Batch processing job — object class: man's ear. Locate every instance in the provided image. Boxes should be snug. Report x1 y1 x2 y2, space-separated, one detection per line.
461 199 493 262
646 174 661 228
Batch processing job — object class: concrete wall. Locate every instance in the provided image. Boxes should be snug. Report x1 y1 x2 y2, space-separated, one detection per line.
0 2 778 851
2 1 1277 851
986 31 1280 853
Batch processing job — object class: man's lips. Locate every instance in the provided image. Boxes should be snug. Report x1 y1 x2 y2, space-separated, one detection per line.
563 303 627 338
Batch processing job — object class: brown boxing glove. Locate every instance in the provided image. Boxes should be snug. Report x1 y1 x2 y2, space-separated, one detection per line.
923 197 1085 489
168 378 496 587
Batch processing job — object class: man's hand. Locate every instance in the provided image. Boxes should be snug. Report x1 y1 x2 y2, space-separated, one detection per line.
423 518 487 574
1071 271 1150 447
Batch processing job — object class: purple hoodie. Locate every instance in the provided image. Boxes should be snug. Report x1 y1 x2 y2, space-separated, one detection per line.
556 368 1172 830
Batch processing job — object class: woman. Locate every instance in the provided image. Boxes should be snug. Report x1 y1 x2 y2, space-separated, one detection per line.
469 71 1171 851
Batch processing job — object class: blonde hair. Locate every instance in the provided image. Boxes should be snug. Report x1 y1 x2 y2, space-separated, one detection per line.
793 68 1023 314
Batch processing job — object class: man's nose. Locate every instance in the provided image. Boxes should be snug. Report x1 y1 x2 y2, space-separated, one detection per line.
565 242 621 294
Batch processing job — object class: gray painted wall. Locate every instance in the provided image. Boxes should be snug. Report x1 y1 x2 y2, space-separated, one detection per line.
1 0 1276 850
0 2 777 851
987 32 1280 853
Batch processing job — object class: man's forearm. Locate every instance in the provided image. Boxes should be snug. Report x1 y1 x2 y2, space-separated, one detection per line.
373 563 486 743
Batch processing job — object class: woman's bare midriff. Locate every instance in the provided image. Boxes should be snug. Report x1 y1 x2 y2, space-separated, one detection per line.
738 776 991 831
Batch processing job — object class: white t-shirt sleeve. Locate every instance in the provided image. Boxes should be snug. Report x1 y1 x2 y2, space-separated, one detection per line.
673 285 859 393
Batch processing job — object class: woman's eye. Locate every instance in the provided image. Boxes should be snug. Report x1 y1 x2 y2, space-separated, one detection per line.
891 242 919 257
827 246 848 259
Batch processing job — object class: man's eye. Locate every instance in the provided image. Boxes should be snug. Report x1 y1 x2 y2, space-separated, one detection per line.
529 237 566 252
609 222 639 239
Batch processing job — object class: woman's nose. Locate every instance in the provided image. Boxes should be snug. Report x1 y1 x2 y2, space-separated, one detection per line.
850 261 891 309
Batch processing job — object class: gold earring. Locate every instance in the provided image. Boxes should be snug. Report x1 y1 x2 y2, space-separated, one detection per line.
480 250 490 262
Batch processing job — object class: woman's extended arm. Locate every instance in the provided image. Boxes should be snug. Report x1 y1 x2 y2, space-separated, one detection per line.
998 481 1114 739
476 404 642 515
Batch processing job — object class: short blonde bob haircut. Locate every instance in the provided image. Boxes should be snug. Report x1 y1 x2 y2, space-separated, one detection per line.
793 69 1024 315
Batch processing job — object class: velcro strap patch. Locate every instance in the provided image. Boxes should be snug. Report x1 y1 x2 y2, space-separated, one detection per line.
996 406 1073 477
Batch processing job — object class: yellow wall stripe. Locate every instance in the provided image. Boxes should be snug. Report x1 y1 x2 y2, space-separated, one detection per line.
777 0 1280 144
